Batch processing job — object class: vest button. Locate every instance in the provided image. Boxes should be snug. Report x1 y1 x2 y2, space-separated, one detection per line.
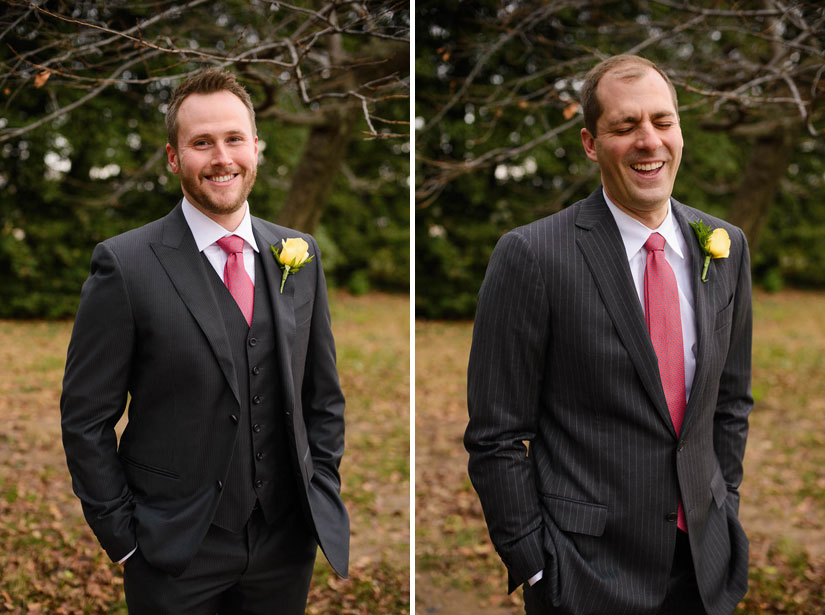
256 452 263 461
216 480 223 491
252 366 260 375
252 395 262 404
229 414 238 425
255 480 264 488
248 337 257 347
666 512 678 522
253 424 261 433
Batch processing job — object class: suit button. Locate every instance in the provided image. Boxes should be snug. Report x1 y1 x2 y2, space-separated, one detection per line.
252 366 260 375
678 441 686 452
666 512 678 522
285 410 291 417
229 414 239 425
253 424 261 433
248 337 257 347
216 480 223 491
253 395 262 404
256 452 263 461
255 480 264 488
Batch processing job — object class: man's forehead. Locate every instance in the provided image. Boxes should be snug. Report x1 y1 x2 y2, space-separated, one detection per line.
178 91 247 115
597 70 677 119
177 92 254 134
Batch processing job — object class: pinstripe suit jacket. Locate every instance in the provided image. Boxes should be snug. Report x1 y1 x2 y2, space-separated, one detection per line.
61 202 349 578
465 188 752 615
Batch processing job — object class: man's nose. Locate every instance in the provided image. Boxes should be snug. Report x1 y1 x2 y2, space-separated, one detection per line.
212 143 232 166
635 122 662 150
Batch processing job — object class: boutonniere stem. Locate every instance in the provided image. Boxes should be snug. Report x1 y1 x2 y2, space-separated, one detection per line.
271 238 313 293
689 220 730 282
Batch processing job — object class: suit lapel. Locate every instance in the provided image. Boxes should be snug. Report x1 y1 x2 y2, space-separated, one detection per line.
252 220 298 412
672 200 713 433
575 191 676 436
150 203 241 404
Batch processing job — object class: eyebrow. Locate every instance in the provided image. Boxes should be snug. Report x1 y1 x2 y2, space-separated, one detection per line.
188 130 247 142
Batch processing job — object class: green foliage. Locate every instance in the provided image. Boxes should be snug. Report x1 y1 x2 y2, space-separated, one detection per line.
0 2 408 318
322 117 410 294
752 136 825 290
415 1 825 319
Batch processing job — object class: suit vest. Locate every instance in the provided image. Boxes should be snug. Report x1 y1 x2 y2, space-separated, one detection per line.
205 250 298 532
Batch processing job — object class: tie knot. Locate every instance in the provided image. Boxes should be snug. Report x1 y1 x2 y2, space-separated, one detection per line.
216 235 245 255
644 232 666 253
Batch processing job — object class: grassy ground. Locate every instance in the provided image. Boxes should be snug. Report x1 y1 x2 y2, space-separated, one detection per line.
415 289 825 615
0 291 409 615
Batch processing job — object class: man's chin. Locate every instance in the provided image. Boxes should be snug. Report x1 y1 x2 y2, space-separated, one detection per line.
187 194 246 217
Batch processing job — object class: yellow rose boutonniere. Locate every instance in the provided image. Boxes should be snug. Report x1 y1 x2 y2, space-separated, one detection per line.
271 237 313 293
689 220 730 283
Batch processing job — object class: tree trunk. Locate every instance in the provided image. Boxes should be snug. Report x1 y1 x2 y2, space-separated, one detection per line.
275 40 409 234
275 104 361 233
727 119 802 253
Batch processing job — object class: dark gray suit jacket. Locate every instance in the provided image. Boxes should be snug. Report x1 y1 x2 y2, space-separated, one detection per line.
61 203 349 578
465 188 752 615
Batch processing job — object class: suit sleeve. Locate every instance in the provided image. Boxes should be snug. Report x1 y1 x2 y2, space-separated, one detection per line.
712 227 754 516
60 242 136 562
464 230 549 591
301 236 346 494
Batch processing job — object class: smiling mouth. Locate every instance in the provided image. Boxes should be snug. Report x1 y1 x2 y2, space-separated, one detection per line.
206 173 238 183
630 162 664 174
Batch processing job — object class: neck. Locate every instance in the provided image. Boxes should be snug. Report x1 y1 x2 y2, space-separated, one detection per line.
605 191 669 229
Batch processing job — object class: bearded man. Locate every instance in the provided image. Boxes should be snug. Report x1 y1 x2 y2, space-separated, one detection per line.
61 69 348 614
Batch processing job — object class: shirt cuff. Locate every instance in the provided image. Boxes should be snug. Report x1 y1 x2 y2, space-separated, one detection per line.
527 569 543 586
118 545 137 564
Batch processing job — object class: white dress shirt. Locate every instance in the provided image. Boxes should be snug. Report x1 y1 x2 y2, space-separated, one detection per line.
181 196 260 282
602 190 697 401
527 192 698 588
117 197 259 565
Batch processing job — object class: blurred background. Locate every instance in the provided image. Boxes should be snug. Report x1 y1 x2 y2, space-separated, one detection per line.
415 1 825 614
0 1 409 613
1 0 409 317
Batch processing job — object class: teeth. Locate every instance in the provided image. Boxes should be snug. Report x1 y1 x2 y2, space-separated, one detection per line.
210 174 235 183
631 162 664 172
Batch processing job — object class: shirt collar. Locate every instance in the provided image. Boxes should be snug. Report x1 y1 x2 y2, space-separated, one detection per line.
181 196 259 254
602 189 685 262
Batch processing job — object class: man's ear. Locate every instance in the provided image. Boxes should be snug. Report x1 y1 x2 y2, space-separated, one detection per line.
166 143 180 174
581 128 599 163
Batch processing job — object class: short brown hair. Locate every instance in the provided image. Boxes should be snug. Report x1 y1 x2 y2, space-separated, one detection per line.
165 68 256 148
580 55 678 137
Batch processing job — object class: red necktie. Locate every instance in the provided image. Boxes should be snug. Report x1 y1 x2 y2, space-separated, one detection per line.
216 235 254 326
644 232 687 532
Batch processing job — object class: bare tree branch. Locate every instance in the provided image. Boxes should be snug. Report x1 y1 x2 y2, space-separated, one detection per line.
421 1 585 132
0 51 158 143
650 0 791 17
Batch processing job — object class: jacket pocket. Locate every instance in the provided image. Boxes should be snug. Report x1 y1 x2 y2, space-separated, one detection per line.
714 295 735 332
120 455 180 480
710 465 728 509
542 494 608 537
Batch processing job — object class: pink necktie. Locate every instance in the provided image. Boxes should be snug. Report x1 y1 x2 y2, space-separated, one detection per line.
216 235 254 326
644 232 687 532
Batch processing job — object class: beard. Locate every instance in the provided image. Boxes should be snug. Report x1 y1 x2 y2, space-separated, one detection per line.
179 164 258 217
